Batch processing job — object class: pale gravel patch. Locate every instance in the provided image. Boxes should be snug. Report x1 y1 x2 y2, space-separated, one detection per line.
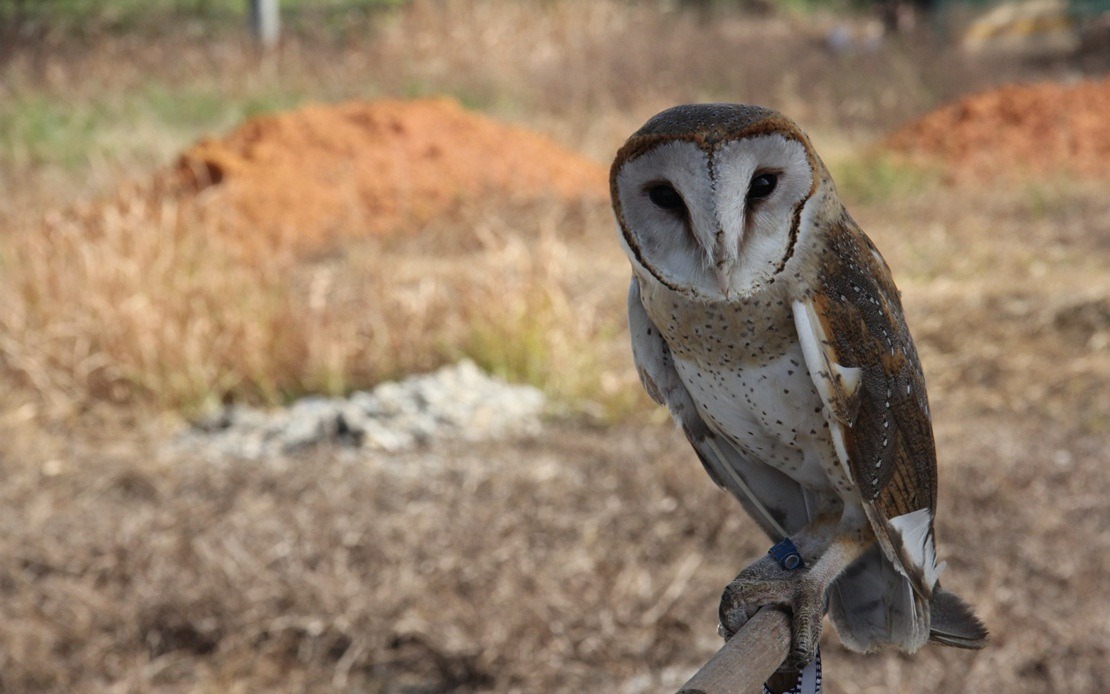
173 360 546 460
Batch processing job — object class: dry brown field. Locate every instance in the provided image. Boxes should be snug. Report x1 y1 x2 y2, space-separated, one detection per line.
1 1 1108 691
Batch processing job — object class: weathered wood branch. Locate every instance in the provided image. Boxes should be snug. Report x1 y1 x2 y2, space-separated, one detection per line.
677 608 791 694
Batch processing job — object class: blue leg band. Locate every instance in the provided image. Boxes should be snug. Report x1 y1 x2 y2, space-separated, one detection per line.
769 538 805 571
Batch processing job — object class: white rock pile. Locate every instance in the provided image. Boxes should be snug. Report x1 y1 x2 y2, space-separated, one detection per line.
177 360 546 460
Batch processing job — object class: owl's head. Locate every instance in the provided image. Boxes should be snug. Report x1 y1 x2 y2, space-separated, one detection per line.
611 104 833 300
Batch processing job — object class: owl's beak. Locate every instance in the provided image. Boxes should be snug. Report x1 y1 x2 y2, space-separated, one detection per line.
715 265 733 299
712 228 738 298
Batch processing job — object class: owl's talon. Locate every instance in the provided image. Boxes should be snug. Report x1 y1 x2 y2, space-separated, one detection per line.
718 553 791 635
787 597 824 669
718 553 826 668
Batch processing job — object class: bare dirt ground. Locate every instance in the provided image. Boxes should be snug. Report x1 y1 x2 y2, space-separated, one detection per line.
174 98 607 256
887 77 1110 182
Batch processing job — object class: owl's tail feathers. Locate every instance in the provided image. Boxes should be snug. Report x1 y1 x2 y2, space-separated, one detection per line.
928 586 988 649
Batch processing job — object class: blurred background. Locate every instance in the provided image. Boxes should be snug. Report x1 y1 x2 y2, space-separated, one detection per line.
0 0 1107 691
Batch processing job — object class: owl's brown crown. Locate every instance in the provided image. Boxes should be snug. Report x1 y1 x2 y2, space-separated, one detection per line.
635 103 778 139
616 103 809 161
611 104 822 199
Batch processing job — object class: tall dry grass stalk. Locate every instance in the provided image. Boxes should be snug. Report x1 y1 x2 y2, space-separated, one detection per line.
2 193 292 413
455 204 640 417
0 189 638 418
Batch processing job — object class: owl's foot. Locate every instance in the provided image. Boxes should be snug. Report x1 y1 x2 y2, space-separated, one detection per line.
719 532 871 671
718 546 826 670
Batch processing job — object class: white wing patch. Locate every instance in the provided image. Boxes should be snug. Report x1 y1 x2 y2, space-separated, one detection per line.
792 299 863 422
887 508 947 592
827 419 853 486
792 298 863 485
830 361 862 396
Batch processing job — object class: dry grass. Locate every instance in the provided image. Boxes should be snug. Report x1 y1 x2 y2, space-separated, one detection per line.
0 192 633 417
0 419 731 692
0 405 1105 692
1 1 1109 692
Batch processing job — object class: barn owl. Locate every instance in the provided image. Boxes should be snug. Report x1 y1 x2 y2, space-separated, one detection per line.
610 104 986 678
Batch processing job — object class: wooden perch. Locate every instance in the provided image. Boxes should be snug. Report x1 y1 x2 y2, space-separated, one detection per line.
677 608 791 694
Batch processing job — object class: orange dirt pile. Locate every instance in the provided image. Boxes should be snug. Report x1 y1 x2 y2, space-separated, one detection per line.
885 77 1110 182
174 98 608 253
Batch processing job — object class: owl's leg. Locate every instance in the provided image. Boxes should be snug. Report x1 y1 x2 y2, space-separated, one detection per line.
719 513 873 670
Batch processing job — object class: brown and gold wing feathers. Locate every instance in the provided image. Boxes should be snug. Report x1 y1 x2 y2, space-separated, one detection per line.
793 211 943 596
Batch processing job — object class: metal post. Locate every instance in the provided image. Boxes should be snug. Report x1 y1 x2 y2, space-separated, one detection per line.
249 0 280 48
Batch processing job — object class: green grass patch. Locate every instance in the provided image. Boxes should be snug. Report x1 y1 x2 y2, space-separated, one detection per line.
829 153 940 205
0 81 309 172
459 289 643 422
0 96 110 168
140 85 238 130
771 0 861 16
138 83 307 130
462 309 553 394
8 0 410 26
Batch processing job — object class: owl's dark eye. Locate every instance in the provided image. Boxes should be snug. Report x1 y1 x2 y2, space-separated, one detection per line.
647 183 686 212
747 172 778 201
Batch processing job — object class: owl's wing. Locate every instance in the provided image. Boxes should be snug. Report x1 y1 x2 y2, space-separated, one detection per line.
628 277 810 540
791 217 944 598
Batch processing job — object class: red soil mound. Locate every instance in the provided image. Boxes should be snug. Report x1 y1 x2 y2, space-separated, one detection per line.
174 98 607 253
885 78 1110 182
